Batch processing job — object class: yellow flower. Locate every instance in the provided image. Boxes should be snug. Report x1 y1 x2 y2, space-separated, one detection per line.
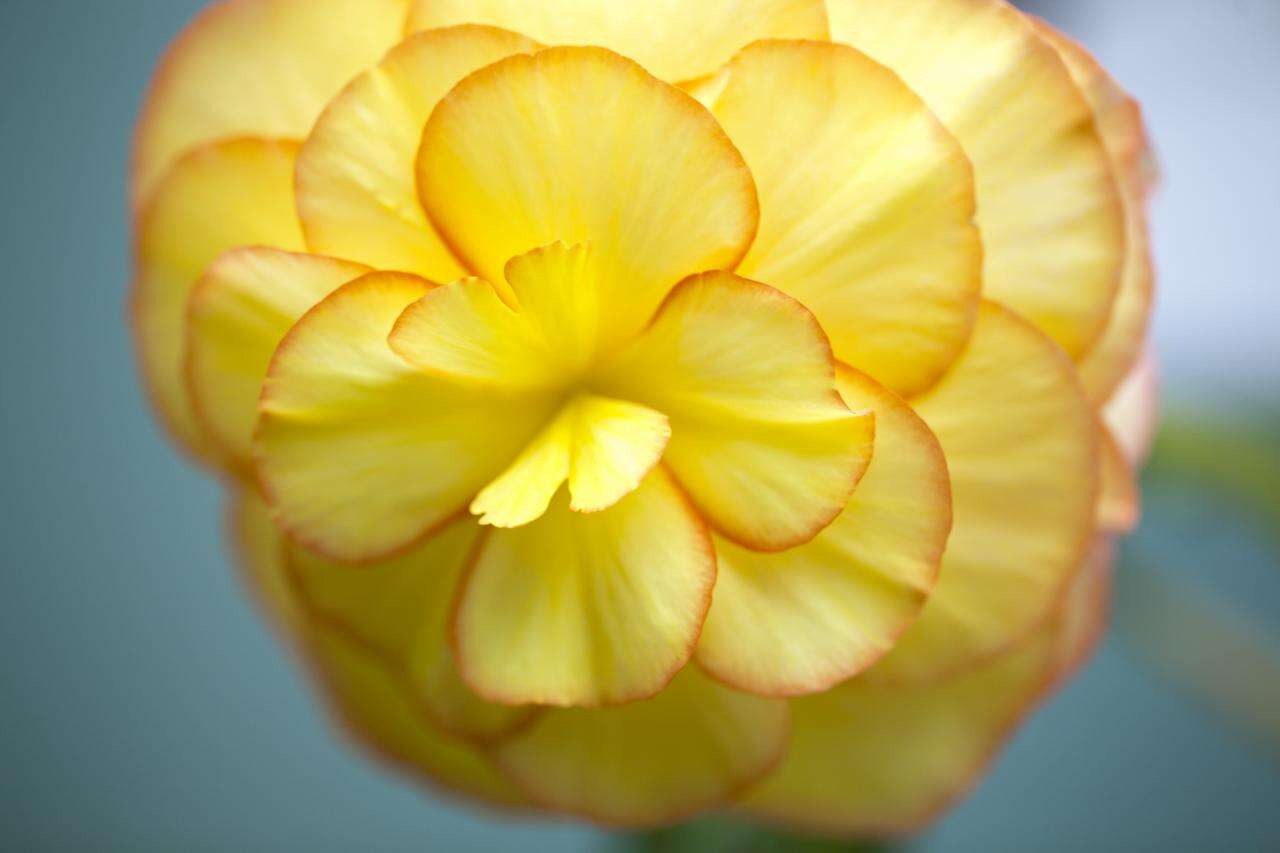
132 0 1158 835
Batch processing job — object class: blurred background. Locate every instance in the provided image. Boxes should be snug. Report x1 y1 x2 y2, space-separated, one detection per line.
1 0 1277 849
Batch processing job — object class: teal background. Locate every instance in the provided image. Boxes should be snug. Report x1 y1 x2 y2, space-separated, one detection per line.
1 1 1276 849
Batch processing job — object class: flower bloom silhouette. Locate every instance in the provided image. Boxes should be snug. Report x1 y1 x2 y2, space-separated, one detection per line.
131 0 1157 834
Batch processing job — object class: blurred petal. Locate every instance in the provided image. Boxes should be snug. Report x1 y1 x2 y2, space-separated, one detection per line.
405 0 827 83
287 519 534 742
827 0 1125 359
712 40 981 395
602 272 874 551
296 25 538 280
416 46 758 344
1105 347 1160 468
492 666 787 826
871 301 1098 683
454 470 715 707
133 0 411 206
133 138 304 463
226 486 301 636
1098 422 1141 534
696 366 950 695
187 248 368 467
255 272 553 562
1043 538 1113 698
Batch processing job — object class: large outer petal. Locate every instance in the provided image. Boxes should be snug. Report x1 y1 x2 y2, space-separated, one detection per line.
1031 19 1156 404
452 469 716 707
601 272 874 551
254 272 554 562
710 39 981 395
871 301 1098 683
827 0 1125 359
295 25 539 280
696 366 950 695
133 0 412 206
133 138 304 463
416 46 758 344
405 0 827 83
287 519 534 742
491 666 788 827
186 248 369 468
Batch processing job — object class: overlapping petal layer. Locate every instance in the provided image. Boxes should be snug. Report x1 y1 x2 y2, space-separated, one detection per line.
133 138 304 462
255 273 554 561
870 302 1098 683
416 46 758 344
827 0 1125 359
187 248 369 467
696 366 950 695
405 0 828 83
601 272 875 551
1097 422 1141 534
133 0 411 206
296 25 539 280
492 666 788 826
453 470 715 707
708 40 981 395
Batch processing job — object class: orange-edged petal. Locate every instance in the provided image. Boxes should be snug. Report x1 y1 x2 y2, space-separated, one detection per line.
416 46 758 345
287 519 534 742
405 0 828 83
602 271 874 551
187 248 369 468
295 25 539 281
133 138 304 464
827 0 1125 359
1105 349 1160 469
870 301 1098 683
491 666 788 827
254 272 554 562
453 469 715 707
696 365 950 695
740 621 1057 837
710 39 981 395
1043 537 1114 698
1098 421 1140 534
133 0 411 207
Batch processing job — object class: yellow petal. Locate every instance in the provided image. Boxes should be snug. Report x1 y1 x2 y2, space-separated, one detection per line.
255 272 554 562
710 40 981 396
133 0 411 207
453 469 715 707
1098 422 1140 534
287 519 535 742
696 366 950 695
492 666 788 827
416 46 758 344
1044 537 1114 697
187 248 369 468
601 271 874 551
1104 347 1160 467
827 0 1125 359
1031 19 1156 404
133 138 304 464
405 0 828 83
741 627 1056 837
227 486 301 638
296 25 539 280
871 301 1098 683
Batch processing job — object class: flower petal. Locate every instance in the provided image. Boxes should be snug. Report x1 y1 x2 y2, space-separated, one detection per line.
492 666 787 827
601 272 874 551
827 0 1126 359
1043 537 1114 698
287 519 535 742
709 40 981 396
254 272 554 562
133 138 304 463
1098 422 1140 534
133 0 411 206
296 25 539 280
740 626 1056 837
1104 348 1160 468
453 469 715 707
870 301 1098 683
405 0 827 83
1031 19 1155 404
696 366 949 695
416 46 758 344
227 487 301 637
187 248 369 467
